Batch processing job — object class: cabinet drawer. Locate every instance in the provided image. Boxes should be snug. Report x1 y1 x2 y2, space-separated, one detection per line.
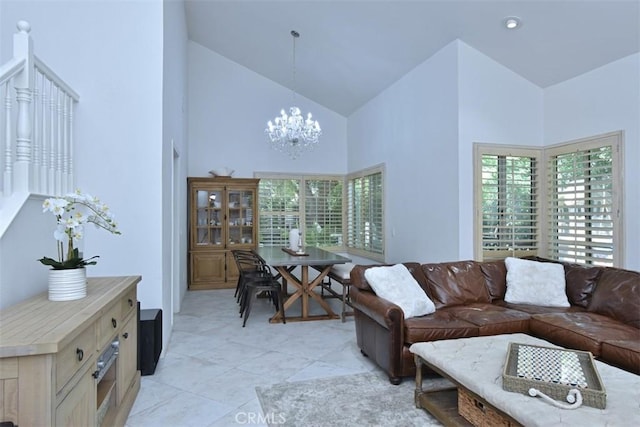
121 287 137 320
56 324 95 392
55 362 95 427
98 302 121 351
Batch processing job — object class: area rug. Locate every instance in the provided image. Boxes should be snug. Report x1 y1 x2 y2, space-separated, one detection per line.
256 372 449 426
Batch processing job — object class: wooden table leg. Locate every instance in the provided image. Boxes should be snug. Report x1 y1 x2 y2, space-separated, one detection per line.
301 266 309 318
305 266 337 317
415 355 424 407
269 266 302 322
269 264 338 322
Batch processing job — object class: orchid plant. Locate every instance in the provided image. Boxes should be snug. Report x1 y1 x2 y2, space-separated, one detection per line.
38 190 121 270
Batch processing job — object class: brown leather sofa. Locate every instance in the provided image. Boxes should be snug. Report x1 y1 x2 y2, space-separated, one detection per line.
350 258 640 384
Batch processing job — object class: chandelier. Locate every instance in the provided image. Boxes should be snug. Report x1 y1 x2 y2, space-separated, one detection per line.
265 30 321 159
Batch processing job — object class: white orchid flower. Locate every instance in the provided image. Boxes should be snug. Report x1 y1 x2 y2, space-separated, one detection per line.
53 225 67 242
43 198 68 215
40 189 121 269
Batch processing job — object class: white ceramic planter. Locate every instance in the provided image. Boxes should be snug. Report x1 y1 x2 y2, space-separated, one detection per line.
48 268 87 301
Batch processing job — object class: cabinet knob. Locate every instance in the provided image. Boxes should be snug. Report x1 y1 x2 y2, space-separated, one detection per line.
112 318 117 328
128 298 134 307
76 348 84 361
92 370 100 379
123 332 129 339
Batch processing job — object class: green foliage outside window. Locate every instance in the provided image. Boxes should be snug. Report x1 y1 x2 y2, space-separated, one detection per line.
481 155 537 254
258 177 343 248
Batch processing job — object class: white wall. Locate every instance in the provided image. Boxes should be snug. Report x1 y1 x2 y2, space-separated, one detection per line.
348 42 460 263
188 41 348 178
0 1 167 320
162 0 189 343
347 40 543 264
457 42 544 260
0 197 53 308
544 53 640 270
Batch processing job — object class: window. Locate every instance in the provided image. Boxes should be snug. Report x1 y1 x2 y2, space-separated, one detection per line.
258 178 301 247
304 178 344 247
545 133 622 266
257 165 385 259
257 174 344 249
474 132 623 266
475 146 540 261
347 165 384 259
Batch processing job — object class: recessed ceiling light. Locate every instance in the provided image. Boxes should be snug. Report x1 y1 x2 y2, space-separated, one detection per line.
504 16 521 30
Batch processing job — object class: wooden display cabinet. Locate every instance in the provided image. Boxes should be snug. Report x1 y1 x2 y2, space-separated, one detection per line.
188 177 259 290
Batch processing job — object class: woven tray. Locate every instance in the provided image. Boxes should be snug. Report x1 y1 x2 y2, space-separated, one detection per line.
281 247 309 256
502 342 606 409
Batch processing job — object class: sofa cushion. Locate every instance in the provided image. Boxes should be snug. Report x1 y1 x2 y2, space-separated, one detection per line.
504 257 570 307
479 260 507 301
601 340 640 375
404 309 479 344
422 261 491 309
495 300 586 315
563 263 602 308
520 256 602 308
364 264 436 319
448 303 531 336
530 312 640 356
588 267 640 328
351 262 425 292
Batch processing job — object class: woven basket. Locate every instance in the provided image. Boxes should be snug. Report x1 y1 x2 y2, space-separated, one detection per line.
458 387 513 427
502 342 606 409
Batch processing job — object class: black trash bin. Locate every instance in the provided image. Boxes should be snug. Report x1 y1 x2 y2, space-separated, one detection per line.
138 308 162 376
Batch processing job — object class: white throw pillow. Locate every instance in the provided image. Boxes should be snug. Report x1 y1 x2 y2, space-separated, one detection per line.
364 264 436 318
504 257 570 307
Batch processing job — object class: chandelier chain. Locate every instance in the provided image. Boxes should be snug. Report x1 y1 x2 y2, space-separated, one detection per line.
291 30 298 105
265 29 322 159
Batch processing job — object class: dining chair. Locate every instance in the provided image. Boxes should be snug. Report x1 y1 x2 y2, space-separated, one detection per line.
233 250 286 326
232 249 264 303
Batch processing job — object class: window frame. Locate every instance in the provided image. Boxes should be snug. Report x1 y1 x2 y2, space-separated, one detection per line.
255 172 346 252
473 131 624 267
256 164 386 261
542 131 624 266
473 144 542 261
346 164 385 261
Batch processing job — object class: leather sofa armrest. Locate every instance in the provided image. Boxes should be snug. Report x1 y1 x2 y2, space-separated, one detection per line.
351 286 405 331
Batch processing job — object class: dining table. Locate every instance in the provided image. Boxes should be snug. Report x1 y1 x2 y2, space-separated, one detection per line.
256 246 352 322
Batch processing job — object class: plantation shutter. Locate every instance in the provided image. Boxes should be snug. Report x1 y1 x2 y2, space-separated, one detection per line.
258 178 300 247
304 179 343 247
347 169 384 256
478 151 539 261
257 175 345 249
546 140 617 266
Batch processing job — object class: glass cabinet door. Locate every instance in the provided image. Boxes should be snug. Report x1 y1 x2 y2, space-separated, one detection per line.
227 188 255 247
195 188 223 246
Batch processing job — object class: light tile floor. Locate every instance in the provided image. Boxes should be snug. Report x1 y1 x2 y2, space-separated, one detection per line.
126 287 419 426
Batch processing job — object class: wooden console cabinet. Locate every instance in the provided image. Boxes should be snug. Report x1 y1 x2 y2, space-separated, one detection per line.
0 276 141 427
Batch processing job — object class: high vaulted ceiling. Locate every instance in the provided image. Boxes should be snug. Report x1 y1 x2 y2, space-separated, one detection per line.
185 1 640 116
